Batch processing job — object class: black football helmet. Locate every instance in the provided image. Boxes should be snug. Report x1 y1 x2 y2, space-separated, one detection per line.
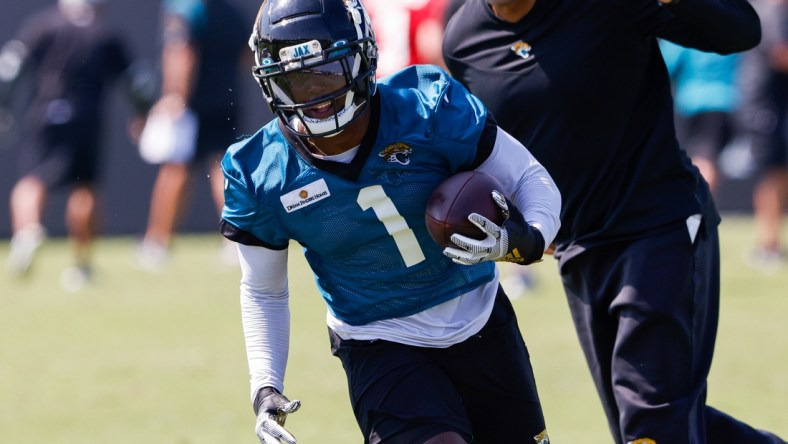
250 0 378 137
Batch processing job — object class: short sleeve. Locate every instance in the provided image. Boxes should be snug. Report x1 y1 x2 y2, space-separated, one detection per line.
220 147 290 250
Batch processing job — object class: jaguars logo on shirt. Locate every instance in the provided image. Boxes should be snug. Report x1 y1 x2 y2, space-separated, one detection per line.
379 142 412 165
511 40 533 60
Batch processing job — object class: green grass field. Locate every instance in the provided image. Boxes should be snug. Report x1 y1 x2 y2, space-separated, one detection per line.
1 215 786 443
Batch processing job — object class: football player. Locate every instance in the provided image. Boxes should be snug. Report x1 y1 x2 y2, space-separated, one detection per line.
220 0 561 442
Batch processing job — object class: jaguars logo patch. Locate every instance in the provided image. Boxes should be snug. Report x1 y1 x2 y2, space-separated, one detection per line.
534 429 550 444
511 40 533 60
378 142 412 165
628 439 656 444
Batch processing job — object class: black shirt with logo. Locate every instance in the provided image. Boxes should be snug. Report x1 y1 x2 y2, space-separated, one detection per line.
443 0 760 263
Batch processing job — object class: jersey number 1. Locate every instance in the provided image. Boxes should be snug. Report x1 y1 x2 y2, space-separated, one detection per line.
357 185 426 267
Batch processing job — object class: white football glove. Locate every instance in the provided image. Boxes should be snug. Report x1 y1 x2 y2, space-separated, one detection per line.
443 190 510 265
254 388 301 444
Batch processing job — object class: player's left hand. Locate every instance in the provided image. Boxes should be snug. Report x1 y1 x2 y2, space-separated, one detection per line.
255 387 301 444
443 190 510 265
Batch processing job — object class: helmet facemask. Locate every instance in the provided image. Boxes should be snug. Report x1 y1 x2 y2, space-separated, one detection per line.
254 40 373 137
250 0 378 138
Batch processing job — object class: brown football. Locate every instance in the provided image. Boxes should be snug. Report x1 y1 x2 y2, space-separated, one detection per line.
425 171 505 248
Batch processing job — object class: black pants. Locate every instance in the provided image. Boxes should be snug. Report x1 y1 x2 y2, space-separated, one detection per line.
561 219 785 444
329 287 547 444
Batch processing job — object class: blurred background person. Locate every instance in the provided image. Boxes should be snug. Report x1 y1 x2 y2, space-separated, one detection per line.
365 0 451 78
660 41 741 197
135 0 248 271
738 0 788 271
0 0 153 290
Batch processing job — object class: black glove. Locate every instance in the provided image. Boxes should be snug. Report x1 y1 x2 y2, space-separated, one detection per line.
253 387 301 444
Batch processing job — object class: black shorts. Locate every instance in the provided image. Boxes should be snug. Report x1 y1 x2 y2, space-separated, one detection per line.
750 120 788 171
674 111 734 162
20 122 100 188
329 287 547 444
742 103 788 171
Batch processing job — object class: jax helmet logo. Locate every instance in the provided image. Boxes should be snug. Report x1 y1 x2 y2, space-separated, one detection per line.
511 40 533 60
378 142 412 165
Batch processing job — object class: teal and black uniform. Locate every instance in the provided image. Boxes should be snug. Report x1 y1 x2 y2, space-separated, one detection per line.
660 40 739 164
222 66 551 442
234 0 559 441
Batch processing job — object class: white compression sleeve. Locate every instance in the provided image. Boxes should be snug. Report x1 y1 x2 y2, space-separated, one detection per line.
477 127 562 248
238 243 291 403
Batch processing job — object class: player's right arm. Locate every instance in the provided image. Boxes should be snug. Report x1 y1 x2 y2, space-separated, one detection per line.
238 243 301 443
221 137 302 442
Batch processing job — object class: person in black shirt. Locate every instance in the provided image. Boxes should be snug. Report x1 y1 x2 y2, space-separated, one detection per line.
0 0 151 289
444 0 786 443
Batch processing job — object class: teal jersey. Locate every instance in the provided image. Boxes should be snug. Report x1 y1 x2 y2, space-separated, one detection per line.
659 40 740 116
221 65 497 325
